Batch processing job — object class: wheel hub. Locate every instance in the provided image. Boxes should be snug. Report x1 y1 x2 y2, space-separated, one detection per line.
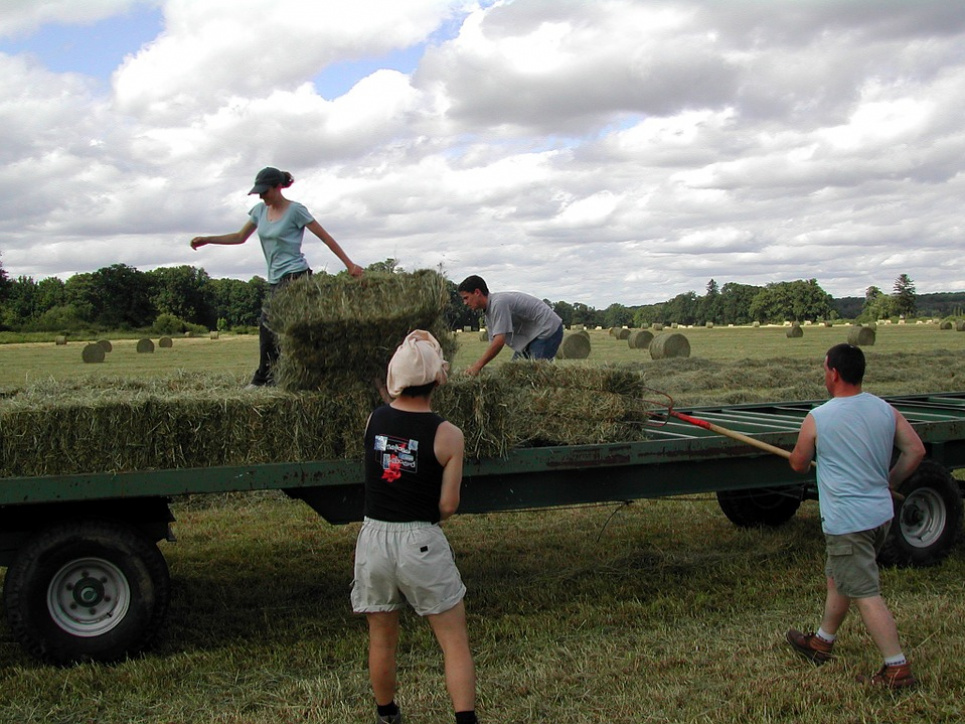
48 558 131 637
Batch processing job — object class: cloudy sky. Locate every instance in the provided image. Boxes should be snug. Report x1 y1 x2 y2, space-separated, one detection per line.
1 0 963 308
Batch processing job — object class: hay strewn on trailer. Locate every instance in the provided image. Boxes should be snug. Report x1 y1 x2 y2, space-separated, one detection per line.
0 362 653 477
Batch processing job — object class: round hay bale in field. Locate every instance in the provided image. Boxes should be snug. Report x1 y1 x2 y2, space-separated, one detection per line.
158 337 173 348
752 321 760 328
653 323 664 331
957 320 965 332
786 324 804 338
54 336 67 346
649 332 690 359
939 320 953 330
559 332 591 359
137 338 156 353
628 330 654 350
97 339 112 352
184 331 194 338
847 326 876 346
705 321 714 329
478 330 488 342
81 343 106 363
209 331 219 340
608 326 620 337
616 327 630 340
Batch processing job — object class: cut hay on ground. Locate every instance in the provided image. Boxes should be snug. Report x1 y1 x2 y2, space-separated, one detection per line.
267 270 455 392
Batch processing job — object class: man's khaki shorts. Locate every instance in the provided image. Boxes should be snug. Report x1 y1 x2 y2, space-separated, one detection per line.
351 518 466 616
824 521 891 598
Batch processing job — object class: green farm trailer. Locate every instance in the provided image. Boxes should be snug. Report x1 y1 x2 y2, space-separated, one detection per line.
2 392 964 665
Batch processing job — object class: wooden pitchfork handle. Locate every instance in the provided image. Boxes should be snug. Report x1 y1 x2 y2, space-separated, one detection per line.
666 409 904 501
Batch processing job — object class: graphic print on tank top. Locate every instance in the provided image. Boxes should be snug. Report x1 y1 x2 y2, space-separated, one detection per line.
374 434 419 482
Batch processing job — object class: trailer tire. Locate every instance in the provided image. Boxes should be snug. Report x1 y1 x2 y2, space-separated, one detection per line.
716 485 804 527
3 520 170 665
878 460 963 567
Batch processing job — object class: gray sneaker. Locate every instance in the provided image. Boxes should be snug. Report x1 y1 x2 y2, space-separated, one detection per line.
376 713 402 724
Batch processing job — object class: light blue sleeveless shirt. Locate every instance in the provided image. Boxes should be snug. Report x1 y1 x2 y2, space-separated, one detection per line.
248 201 313 283
810 392 896 535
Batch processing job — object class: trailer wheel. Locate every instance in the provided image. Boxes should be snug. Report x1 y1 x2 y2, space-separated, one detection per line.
716 485 804 527
878 461 963 567
3 520 170 665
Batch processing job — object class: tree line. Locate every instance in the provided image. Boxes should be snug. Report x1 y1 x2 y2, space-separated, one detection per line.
0 255 954 336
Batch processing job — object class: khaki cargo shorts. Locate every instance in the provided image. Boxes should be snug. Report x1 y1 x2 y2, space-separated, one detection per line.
824 521 891 599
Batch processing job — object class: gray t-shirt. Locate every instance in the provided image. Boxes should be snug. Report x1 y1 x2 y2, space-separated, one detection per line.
484 291 562 353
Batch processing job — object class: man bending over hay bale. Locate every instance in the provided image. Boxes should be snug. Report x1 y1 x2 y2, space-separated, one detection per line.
457 275 563 376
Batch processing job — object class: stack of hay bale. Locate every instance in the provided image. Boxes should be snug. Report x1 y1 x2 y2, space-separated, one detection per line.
0 271 653 477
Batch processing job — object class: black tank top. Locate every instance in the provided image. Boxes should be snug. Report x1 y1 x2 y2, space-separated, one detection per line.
363 405 446 523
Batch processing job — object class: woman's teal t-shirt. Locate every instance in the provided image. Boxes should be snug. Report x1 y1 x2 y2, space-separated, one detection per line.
248 201 313 283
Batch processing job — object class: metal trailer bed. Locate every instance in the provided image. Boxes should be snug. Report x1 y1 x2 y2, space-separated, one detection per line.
2 392 963 664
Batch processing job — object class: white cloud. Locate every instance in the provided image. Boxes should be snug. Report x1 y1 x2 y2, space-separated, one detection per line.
3 0 965 306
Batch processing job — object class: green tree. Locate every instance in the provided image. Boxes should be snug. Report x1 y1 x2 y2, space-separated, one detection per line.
602 303 633 328
366 259 403 274
698 279 721 324
892 274 917 317
663 291 699 326
148 266 216 328
1 276 40 327
209 277 268 328
749 279 832 323
718 283 761 325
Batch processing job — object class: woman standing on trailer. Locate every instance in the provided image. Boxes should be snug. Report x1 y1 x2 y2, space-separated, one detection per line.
190 167 364 386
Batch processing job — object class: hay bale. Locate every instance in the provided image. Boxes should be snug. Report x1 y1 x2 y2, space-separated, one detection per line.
939 320 953 330
847 326 876 346
97 339 112 353
705 322 714 329
81 344 105 364
137 338 156 353
267 270 455 392
786 324 804 338
158 337 173 348
650 332 690 359
627 330 654 350
0 364 656 476
956 320 965 332
478 330 488 342
575 329 590 339
653 323 664 331
210 331 219 340
559 333 591 359
55 336 67 346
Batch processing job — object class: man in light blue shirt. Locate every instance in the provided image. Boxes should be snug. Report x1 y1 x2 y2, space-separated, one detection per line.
457 275 563 376
786 343 924 689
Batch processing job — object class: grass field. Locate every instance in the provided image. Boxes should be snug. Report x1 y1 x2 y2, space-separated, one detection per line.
1 324 964 723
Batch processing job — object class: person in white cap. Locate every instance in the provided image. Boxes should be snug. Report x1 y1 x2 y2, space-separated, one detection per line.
189 167 363 386
351 330 479 724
